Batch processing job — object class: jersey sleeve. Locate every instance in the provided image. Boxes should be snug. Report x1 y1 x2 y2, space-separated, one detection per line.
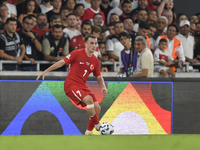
93 58 101 77
63 50 77 65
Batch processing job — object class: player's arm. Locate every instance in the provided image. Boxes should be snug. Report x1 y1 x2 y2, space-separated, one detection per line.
96 75 108 96
36 59 66 80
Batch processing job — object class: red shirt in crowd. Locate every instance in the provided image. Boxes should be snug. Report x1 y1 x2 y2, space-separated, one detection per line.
81 8 106 25
70 35 85 50
32 26 50 40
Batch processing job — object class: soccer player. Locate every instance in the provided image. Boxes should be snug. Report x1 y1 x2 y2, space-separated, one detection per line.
36 34 108 135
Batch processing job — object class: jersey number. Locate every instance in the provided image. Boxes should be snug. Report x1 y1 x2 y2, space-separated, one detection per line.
83 70 87 77
76 90 82 97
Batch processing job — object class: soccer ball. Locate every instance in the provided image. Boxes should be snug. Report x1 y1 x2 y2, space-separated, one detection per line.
99 122 114 135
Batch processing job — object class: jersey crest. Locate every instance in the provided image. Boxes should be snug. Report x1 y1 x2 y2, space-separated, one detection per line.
90 64 94 71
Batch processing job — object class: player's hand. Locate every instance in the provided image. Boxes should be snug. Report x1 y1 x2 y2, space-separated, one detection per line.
36 71 47 80
101 88 108 96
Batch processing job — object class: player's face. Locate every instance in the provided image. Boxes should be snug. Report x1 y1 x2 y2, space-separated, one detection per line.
159 42 168 50
85 38 97 54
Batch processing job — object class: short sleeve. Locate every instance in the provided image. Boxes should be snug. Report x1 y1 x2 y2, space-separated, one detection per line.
42 38 51 55
93 59 101 77
0 38 5 50
141 52 152 69
106 39 114 51
154 49 160 61
63 50 77 65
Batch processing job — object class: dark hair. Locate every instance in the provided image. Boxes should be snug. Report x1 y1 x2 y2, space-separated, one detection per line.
159 38 167 43
74 3 84 10
64 0 76 6
110 13 118 17
119 31 130 39
195 12 200 16
107 22 115 27
23 0 38 14
81 22 92 29
123 17 132 23
82 19 92 24
195 22 200 26
22 15 33 23
52 24 62 31
98 41 105 45
27 14 37 19
85 34 97 42
139 21 150 30
0 21 5 30
93 13 102 19
149 23 156 29
50 15 62 22
114 21 123 28
60 6 70 14
37 13 47 20
0 4 8 9
66 13 76 18
167 24 178 32
176 13 186 26
6 17 17 24
100 26 105 33
121 0 131 8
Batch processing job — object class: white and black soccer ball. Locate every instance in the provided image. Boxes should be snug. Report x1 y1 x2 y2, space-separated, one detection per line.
99 122 114 135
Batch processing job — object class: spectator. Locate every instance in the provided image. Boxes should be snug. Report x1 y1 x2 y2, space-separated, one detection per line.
32 13 50 40
130 9 138 23
0 4 21 29
28 14 37 28
119 1 132 22
64 0 75 13
81 0 106 25
63 13 81 39
157 0 174 17
196 22 200 31
70 22 92 50
77 0 91 10
154 38 175 77
107 0 123 24
91 25 102 57
132 36 154 77
189 15 198 24
106 21 124 61
2 0 17 18
99 0 113 25
42 24 69 70
132 0 148 12
190 23 196 36
17 15 42 71
106 22 115 38
148 23 157 50
49 15 62 28
98 26 106 42
0 17 25 71
175 20 198 64
195 13 200 22
176 13 187 28
39 0 53 14
46 0 62 24
92 13 104 26
110 13 120 23
18 0 38 24
155 16 168 36
76 19 81 32
138 21 151 49
162 10 173 25
0 21 4 34
118 31 137 77
98 42 110 63
147 10 158 24
146 0 161 11
133 9 147 32
123 17 134 34
60 7 69 28
154 24 185 71
74 4 84 22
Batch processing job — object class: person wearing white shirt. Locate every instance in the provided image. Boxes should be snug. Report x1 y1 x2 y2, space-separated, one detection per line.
77 0 91 10
40 0 53 14
63 13 81 39
175 20 199 64
2 0 17 18
154 24 185 71
133 10 147 32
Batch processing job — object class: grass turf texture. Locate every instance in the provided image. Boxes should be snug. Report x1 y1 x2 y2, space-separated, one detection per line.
0 135 199 150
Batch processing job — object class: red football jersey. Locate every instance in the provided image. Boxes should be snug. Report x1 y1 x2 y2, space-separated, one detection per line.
64 49 101 91
70 35 85 50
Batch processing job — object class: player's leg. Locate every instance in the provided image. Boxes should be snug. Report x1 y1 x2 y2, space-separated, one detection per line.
166 68 176 77
160 69 167 77
82 95 101 134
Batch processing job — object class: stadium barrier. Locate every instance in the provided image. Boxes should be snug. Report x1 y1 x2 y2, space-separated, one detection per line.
0 77 200 135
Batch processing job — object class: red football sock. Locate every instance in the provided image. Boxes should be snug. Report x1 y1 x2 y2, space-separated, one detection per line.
86 119 95 131
90 114 99 125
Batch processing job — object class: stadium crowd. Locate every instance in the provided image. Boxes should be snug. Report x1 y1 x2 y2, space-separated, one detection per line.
0 0 200 77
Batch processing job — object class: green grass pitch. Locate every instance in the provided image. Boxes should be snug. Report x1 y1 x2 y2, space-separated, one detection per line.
0 135 200 150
